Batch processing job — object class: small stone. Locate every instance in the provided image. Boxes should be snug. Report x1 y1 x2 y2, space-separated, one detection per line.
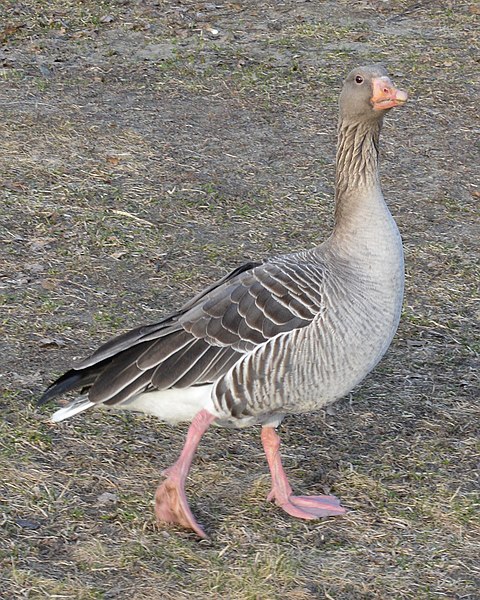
25 263 45 274
38 64 51 78
206 27 220 37
16 518 41 530
38 337 66 348
96 492 119 505
136 43 174 61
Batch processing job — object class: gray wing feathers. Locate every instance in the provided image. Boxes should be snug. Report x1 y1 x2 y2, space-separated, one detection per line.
180 260 324 351
137 330 192 369
72 256 326 408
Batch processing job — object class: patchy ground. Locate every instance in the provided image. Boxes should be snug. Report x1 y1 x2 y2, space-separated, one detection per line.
1 0 479 598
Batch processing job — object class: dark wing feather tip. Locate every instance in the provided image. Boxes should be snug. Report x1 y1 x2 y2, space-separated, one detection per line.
37 370 87 405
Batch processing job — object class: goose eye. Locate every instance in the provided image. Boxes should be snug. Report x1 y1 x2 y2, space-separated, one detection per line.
355 75 364 84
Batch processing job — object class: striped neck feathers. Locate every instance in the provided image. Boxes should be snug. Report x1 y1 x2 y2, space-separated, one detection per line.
334 119 382 224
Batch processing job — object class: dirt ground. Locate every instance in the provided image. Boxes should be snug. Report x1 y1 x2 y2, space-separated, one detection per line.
1 0 479 598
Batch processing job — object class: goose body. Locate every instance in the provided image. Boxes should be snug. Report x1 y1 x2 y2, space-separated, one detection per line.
40 65 408 537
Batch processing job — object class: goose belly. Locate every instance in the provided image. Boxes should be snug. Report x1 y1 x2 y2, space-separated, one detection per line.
113 385 216 424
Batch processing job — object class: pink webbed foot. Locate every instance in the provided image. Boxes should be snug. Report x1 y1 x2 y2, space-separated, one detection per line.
155 475 207 539
267 490 346 519
261 426 347 521
154 409 216 538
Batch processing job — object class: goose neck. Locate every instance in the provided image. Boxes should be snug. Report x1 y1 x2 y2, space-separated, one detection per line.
333 119 382 226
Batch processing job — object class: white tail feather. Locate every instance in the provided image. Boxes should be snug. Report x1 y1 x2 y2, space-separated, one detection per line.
51 399 95 423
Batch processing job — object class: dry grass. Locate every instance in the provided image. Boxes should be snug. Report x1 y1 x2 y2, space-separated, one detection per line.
1 1 479 598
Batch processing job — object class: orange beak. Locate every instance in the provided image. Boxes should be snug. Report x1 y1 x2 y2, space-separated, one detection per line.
371 76 408 110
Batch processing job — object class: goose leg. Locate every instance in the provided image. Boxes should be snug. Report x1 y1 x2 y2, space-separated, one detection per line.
155 409 216 538
261 426 346 519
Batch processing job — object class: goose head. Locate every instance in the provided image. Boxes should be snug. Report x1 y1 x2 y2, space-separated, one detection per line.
339 64 408 122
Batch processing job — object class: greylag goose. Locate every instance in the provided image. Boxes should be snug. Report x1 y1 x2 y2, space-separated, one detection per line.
39 65 408 538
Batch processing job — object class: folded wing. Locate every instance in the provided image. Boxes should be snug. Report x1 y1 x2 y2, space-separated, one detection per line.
39 253 326 408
